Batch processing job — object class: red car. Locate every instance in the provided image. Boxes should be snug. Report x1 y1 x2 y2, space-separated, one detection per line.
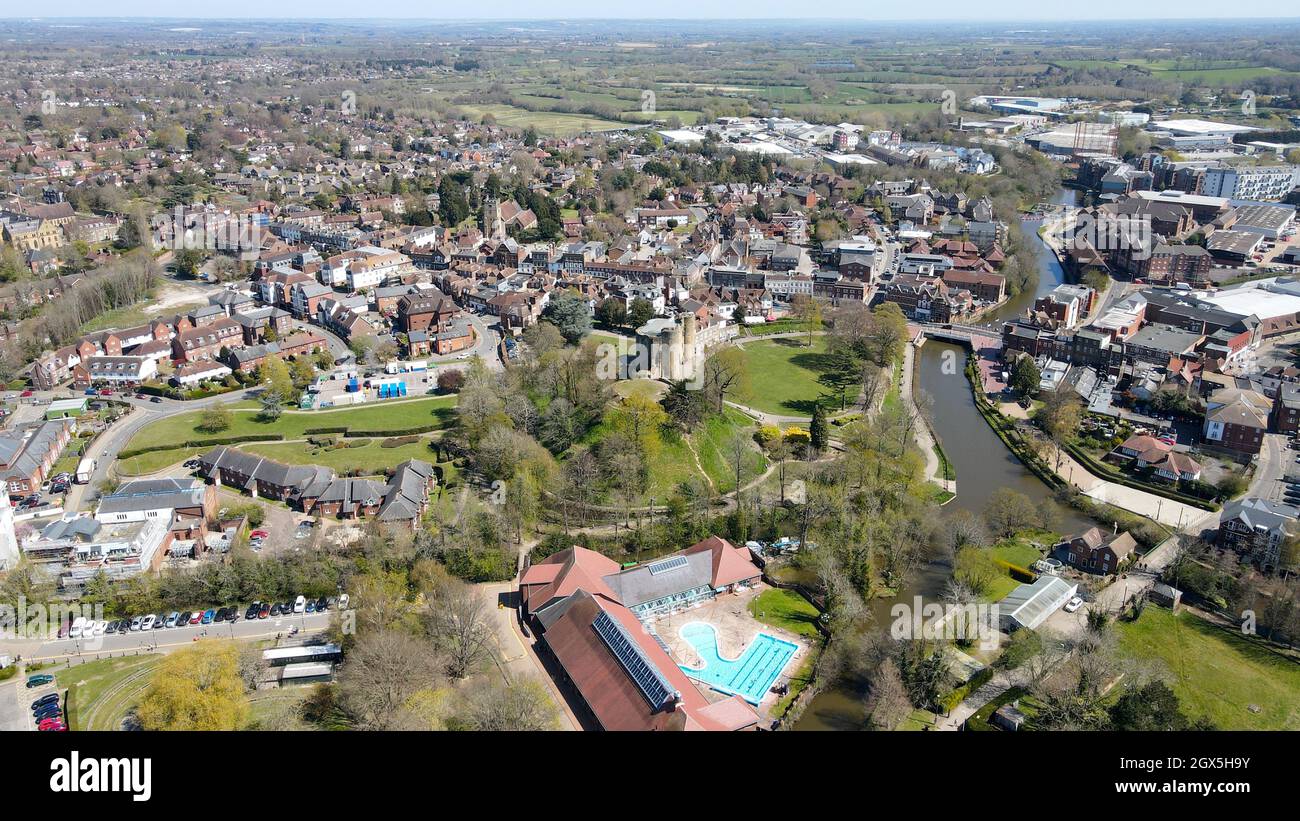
99 389 113 396
250 530 269 540
19 390 32 398
39 718 66 731
188 611 203 625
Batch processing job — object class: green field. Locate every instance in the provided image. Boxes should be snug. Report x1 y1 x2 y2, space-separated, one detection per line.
244 437 438 473
124 395 458 453
452 103 632 136
64 656 160 731
692 407 767 493
748 588 822 639
734 336 834 416
1116 607 1300 730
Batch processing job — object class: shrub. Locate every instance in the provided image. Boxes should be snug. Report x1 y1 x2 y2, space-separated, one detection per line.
381 436 418 448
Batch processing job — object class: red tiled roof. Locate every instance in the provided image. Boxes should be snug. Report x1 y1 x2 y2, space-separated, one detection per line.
520 546 621 614
684 535 762 588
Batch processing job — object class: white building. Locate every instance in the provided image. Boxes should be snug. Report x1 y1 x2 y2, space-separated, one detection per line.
1203 165 1300 202
0 492 17 570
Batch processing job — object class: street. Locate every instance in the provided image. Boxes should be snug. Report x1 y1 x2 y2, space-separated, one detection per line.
15 610 333 664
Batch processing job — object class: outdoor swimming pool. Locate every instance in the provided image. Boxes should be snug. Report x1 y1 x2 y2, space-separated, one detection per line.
677 621 798 705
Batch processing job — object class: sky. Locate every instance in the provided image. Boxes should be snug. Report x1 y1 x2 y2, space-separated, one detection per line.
8 3 1296 21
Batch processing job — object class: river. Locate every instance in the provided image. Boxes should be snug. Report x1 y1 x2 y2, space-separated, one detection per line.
792 186 1087 730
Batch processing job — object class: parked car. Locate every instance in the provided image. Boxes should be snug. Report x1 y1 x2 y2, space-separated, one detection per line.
165 612 180 628
177 611 191 625
25 674 54 688
188 612 203 625
150 396 163 403
315 597 329 611
245 603 261 620
201 609 215 625
258 603 270 619
269 603 282 617
128 616 142 631
293 595 306 614
305 600 316 613
1064 596 1084 613
152 613 167 629
32 693 60 709
140 614 155 630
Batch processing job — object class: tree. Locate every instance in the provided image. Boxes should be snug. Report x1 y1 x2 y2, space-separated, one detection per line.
1009 356 1041 398
703 347 749 413
436 369 465 393
867 302 908 366
1038 387 1083 470
983 488 1043 538
136 641 250 730
542 291 593 344
258 390 284 422
810 403 829 452
198 402 232 433
423 577 494 679
460 677 558 730
1110 680 1203 730
258 356 295 402
627 297 655 329
337 629 444 731
790 294 822 347
594 297 627 328
864 657 912 730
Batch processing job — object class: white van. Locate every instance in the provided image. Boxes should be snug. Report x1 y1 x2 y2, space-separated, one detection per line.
69 616 88 638
293 595 306 614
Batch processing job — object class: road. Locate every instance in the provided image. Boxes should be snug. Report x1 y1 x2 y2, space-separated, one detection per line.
11 610 334 664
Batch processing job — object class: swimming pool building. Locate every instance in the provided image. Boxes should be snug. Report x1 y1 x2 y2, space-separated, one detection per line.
519 536 764 731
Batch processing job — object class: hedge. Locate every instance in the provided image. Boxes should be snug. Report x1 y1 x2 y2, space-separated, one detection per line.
940 665 995 713
381 436 419 448
1063 441 1217 511
303 426 349 436
347 425 440 437
117 433 285 459
993 558 1038 583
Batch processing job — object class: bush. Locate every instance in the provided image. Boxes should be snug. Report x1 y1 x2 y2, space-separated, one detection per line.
436 369 465 392
345 438 371 448
381 436 418 448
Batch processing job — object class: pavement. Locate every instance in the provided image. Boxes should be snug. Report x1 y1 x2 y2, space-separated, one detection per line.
478 581 577 731
0 675 37 732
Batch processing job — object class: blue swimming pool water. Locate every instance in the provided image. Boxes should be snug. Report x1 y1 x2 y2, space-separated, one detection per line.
677 622 798 705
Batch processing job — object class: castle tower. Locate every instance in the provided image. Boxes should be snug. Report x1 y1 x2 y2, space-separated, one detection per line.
668 322 684 381
682 312 699 380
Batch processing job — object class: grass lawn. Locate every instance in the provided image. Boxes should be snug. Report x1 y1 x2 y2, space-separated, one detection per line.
453 103 629 136
244 437 439 474
117 446 199 476
748 588 822 639
735 336 835 416
1116 607 1300 730
64 656 160 731
991 531 1055 569
692 408 767 493
125 395 458 452
246 688 309 730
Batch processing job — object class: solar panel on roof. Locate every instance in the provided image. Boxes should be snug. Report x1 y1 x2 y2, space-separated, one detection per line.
592 610 676 709
647 555 689 575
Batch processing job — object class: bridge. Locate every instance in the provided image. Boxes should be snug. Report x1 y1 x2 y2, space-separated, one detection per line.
912 321 1003 348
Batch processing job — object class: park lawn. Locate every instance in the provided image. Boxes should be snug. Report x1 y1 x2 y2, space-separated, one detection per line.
243 437 439 474
734 336 835 416
117 446 200 476
748 588 822 639
1116 607 1300 730
64 656 160 731
452 103 629 136
125 395 458 451
692 408 767 493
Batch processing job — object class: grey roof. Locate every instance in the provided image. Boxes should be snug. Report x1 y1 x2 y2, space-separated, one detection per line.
602 549 715 608
0 420 69 482
377 459 434 521
1221 497 1299 536
96 478 206 515
200 446 332 499
40 516 101 541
